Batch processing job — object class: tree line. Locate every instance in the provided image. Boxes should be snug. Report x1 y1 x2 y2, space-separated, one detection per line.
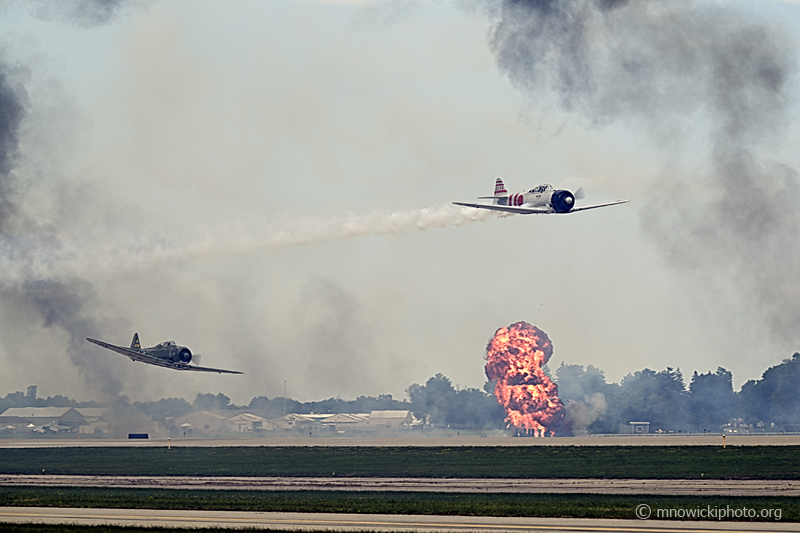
1 353 798 434
554 352 800 433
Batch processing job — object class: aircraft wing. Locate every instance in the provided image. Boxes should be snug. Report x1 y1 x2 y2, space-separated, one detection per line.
171 364 243 375
452 202 554 214
454 199 630 214
86 337 161 365
569 199 630 212
86 338 243 375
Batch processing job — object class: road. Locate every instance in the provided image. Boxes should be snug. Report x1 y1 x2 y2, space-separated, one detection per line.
1 507 796 532
1 434 799 447
2 474 799 496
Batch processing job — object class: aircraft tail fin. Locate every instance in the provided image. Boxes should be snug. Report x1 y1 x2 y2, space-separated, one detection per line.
476 177 509 205
131 333 141 350
493 177 507 205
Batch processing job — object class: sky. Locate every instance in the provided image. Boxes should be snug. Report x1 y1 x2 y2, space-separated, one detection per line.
0 0 799 405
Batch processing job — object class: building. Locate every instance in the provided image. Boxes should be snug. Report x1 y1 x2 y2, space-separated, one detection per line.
368 410 413 428
172 411 230 434
228 413 271 432
75 408 110 434
271 413 330 431
620 421 650 434
321 413 370 432
0 407 86 432
0 416 33 433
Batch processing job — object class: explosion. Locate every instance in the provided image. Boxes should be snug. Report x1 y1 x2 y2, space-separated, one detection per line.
485 322 565 437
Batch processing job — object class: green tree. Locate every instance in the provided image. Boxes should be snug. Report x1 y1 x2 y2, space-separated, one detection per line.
688 367 735 431
407 373 456 426
738 353 800 426
248 395 301 415
612 368 688 432
192 392 231 411
135 397 193 422
407 374 503 429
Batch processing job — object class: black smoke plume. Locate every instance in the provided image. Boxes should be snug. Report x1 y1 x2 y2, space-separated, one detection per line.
0 7 139 404
29 0 139 28
0 60 26 232
483 0 800 344
2 280 123 398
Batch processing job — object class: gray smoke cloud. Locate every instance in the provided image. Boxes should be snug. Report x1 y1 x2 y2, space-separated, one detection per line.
294 278 377 395
4 0 798 408
0 5 137 404
0 279 123 398
8 204 494 280
0 58 26 232
28 0 142 28
483 0 800 345
0 2 498 405
564 392 606 436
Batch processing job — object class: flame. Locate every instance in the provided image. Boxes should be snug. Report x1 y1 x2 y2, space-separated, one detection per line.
484 321 565 437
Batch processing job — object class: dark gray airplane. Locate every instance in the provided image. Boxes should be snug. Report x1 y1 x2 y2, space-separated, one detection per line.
86 333 243 374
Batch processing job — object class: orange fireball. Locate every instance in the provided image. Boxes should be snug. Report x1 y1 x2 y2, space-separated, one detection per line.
485 322 565 437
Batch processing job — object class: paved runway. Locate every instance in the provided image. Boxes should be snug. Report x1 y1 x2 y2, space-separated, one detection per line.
1 434 798 447
1 507 796 532
2 474 799 496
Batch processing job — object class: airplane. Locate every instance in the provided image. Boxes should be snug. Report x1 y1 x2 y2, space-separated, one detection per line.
453 178 629 214
86 333 243 374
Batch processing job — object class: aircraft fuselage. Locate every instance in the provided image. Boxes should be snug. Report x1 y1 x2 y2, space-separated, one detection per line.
144 341 193 365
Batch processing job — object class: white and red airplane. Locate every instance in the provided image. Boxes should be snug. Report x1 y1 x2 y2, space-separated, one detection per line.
453 178 629 215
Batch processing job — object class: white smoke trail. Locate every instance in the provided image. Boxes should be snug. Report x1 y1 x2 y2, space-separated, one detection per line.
128 203 497 266
1 203 497 281
227 202 495 252
565 393 607 436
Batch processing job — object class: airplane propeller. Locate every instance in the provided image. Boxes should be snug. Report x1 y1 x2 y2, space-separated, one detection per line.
574 187 585 200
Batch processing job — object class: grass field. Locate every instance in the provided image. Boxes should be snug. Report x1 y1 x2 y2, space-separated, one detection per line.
0 446 797 479
2 446 795 529
1 486 798 521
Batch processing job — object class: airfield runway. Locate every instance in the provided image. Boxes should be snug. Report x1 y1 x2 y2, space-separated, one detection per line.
1 474 799 496
1 507 797 532
2 434 799 447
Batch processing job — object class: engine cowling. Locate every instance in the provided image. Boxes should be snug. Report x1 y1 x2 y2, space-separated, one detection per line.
177 348 192 364
551 190 575 213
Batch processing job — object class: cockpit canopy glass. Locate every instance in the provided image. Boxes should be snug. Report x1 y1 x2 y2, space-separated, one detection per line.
528 184 551 193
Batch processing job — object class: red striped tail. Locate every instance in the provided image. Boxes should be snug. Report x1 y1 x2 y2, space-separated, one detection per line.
494 178 507 195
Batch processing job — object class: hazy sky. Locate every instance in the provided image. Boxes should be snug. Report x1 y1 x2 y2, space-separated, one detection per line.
0 0 798 405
